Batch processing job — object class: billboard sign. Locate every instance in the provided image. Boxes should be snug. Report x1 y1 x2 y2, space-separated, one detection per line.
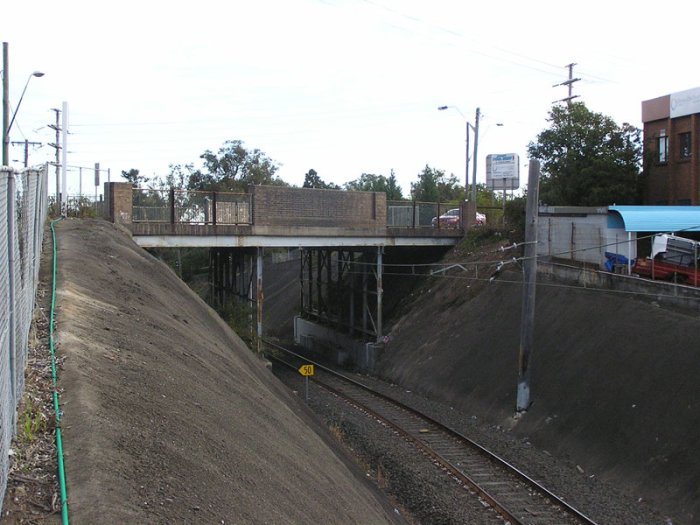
670 86 700 118
486 153 520 190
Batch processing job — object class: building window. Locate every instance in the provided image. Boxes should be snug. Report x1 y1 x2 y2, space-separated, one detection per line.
680 132 692 159
657 136 668 163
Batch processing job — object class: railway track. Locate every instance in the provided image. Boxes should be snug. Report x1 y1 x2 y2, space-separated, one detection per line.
264 340 598 525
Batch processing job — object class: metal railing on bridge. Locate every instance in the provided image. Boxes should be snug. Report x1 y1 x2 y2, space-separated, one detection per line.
132 189 252 225
130 187 463 232
387 200 462 229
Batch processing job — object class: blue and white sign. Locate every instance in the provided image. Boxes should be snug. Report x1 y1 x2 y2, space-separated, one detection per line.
670 86 700 118
486 153 520 190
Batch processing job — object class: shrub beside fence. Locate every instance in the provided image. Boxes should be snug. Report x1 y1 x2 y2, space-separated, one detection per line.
0 166 49 513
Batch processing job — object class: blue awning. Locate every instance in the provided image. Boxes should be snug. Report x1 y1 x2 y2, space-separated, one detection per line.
608 206 700 233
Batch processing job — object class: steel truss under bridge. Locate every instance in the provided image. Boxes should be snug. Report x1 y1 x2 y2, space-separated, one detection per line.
300 246 384 342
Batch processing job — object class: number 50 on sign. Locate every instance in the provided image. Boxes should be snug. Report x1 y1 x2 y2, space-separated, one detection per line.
298 364 314 376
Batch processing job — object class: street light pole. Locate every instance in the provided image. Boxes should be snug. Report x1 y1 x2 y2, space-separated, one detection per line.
465 120 470 193
471 107 480 205
2 41 44 166
438 105 480 205
3 42 9 166
7 70 44 136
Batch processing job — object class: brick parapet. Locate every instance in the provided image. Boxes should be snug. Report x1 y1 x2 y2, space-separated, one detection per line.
251 185 387 229
105 182 133 225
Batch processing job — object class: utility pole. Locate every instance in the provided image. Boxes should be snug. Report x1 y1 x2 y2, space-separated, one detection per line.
2 42 9 166
48 107 61 211
471 107 480 205
516 160 541 413
553 63 580 105
11 139 42 167
61 101 68 215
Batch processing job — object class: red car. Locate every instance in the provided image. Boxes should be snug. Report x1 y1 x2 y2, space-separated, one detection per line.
633 254 700 286
431 208 461 228
632 234 700 286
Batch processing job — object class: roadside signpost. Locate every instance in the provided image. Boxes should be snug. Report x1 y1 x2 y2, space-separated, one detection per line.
298 364 314 401
298 364 314 376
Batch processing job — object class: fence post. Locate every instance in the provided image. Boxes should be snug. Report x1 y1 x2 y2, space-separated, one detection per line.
169 188 175 226
32 170 41 281
6 170 16 427
212 191 217 226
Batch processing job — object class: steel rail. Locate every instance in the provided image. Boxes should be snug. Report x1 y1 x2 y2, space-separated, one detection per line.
264 339 598 525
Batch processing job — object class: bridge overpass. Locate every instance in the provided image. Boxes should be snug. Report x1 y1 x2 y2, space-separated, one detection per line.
106 183 471 248
105 183 475 362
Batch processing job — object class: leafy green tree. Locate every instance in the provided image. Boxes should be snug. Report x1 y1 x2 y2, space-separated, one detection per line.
527 102 642 206
303 169 340 189
345 170 403 200
121 168 148 188
385 170 404 200
410 165 463 202
193 140 286 191
164 164 198 190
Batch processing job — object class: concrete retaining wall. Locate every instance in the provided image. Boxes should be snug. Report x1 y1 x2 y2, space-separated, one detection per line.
294 316 382 370
539 260 700 312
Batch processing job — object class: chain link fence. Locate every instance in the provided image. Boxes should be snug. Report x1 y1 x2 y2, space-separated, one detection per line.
0 166 49 512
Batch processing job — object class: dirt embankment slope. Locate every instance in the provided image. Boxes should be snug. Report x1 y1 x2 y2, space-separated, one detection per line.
54 219 402 524
377 239 700 522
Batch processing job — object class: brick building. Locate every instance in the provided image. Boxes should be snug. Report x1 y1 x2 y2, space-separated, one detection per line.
642 86 700 204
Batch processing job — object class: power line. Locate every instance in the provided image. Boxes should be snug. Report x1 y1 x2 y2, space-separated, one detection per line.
369 268 700 303
553 63 581 105
359 0 569 79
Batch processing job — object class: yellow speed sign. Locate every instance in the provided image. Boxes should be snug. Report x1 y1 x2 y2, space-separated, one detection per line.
298 364 314 377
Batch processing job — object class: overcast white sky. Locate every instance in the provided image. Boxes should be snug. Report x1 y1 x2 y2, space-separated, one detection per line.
3 0 699 197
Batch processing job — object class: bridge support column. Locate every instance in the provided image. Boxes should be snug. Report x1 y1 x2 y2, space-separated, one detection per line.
298 246 384 343
376 246 383 343
210 248 246 307
362 254 368 336
256 247 263 353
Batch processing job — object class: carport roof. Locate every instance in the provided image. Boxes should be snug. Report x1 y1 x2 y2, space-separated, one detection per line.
608 205 700 233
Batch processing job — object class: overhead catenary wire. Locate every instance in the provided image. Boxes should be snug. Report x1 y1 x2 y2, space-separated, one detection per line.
344 225 700 273
301 225 700 304
324 266 700 304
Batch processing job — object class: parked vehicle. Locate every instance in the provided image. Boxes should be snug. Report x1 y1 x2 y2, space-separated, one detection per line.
431 208 486 228
431 208 460 228
632 234 700 285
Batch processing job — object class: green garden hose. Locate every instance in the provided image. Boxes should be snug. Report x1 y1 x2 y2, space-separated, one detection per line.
49 218 69 524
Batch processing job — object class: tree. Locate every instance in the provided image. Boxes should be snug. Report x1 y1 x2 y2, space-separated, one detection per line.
527 102 642 206
121 168 148 188
410 165 462 202
344 170 403 200
385 170 403 200
164 164 198 190
303 169 340 190
193 140 286 191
